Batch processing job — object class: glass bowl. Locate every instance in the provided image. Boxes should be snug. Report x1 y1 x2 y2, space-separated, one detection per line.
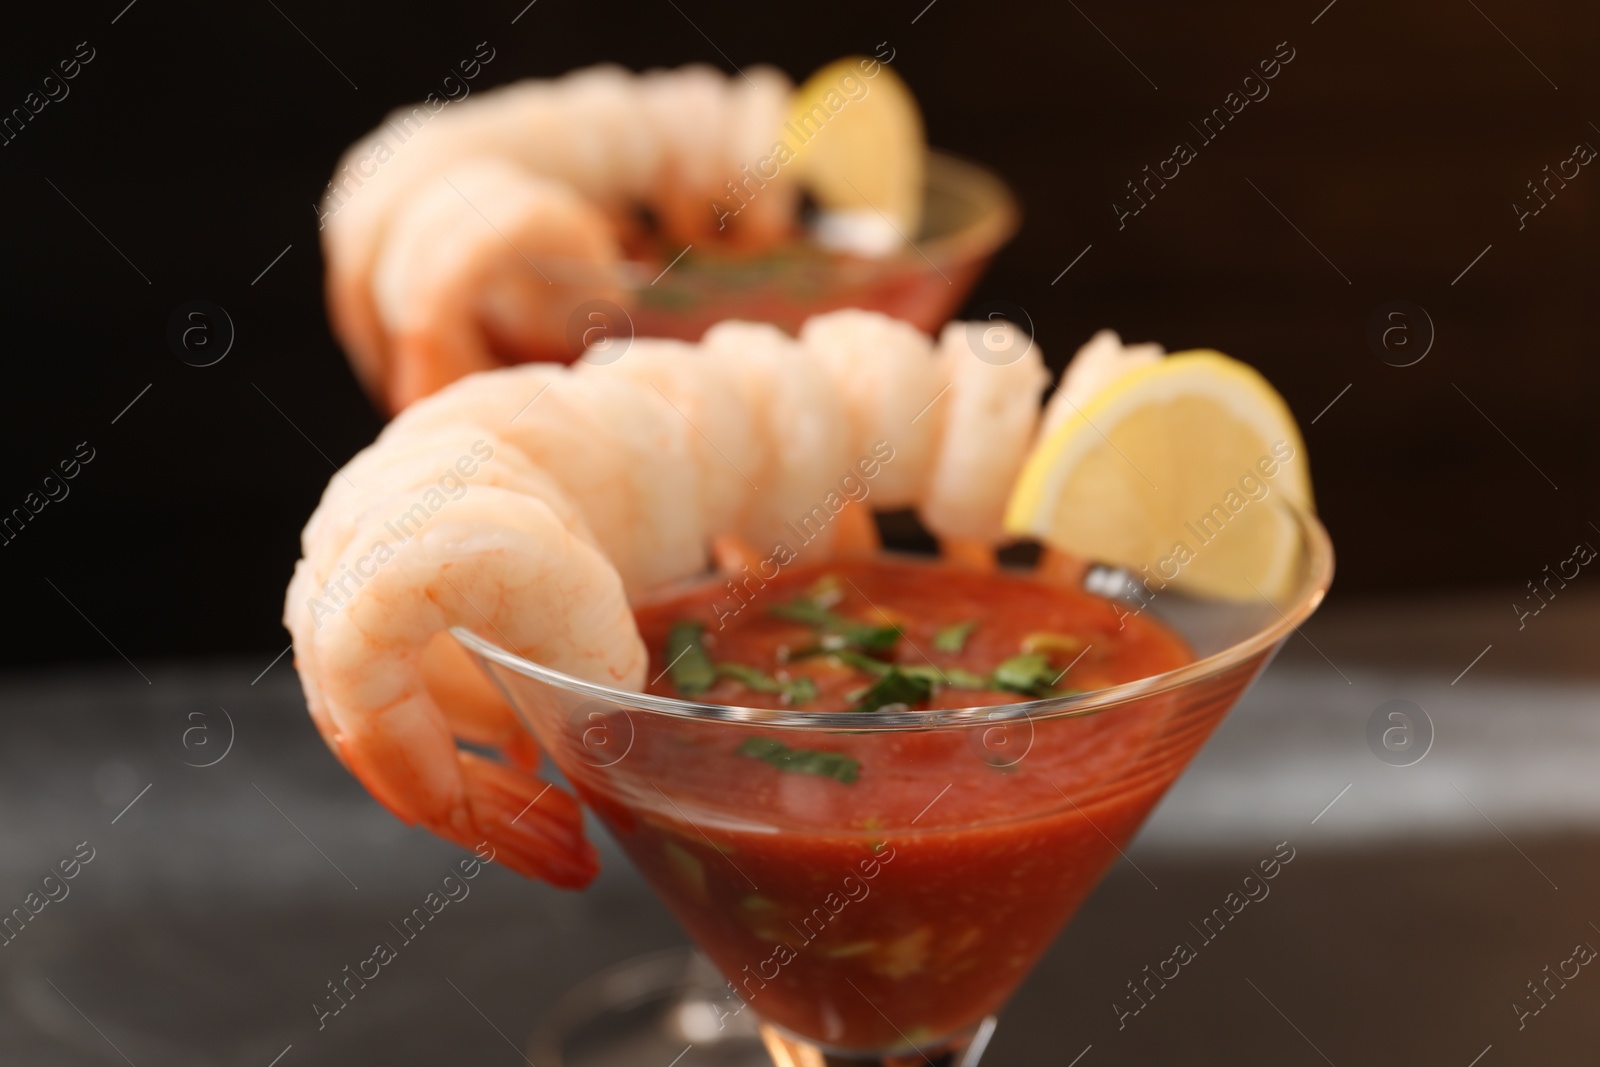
508 150 1017 360
453 500 1333 1066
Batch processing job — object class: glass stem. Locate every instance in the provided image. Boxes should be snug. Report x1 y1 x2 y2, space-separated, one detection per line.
758 1017 997 1067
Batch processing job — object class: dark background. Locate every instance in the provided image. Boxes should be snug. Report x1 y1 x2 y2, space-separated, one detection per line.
2 0 1595 668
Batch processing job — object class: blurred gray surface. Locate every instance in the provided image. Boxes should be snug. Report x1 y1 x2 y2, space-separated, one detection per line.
2 592 1597 1065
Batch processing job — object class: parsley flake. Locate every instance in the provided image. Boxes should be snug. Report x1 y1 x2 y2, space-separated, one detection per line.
737 737 860 784
666 621 715 697
853 668 933 712
933 619 980 653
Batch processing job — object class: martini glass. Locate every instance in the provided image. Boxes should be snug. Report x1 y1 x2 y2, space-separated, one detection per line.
532 150 1016 345
599 150 1020 341
454 499 1332 1065
352 150 1017 415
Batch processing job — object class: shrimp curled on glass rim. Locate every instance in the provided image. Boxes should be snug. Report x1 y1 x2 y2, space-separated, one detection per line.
321 63 811 414
283 309 1057 887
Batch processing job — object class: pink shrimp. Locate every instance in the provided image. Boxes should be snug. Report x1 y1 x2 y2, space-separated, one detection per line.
284 310 1047 886
319 64 803 413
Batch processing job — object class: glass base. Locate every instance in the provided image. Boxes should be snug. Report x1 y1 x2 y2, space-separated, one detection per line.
529 947 770 1066
760 1017 996 1067
529 947 995 1067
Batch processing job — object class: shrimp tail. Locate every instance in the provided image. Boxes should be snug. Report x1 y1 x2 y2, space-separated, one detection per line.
335 737 595 887
500 730 541 774
456 751 599 888
295 485 641 892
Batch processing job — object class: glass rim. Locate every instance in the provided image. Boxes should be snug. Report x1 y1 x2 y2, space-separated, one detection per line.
519 148 1019 289
452 499 1334 732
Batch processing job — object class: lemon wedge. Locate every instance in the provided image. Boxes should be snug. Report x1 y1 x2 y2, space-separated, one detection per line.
787 57 925 243
1005 351 1313 600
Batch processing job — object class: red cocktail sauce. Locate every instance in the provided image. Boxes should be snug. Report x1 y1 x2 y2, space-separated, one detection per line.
580 557 1195 1051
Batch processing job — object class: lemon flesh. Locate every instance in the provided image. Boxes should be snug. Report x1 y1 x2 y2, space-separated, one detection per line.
787 58 925 239
1005 351 1312 601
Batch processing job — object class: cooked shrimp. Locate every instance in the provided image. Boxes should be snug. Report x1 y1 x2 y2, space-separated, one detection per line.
640 65 799 247
699 321 853 555
321 92 538 400
1040 329 1163 438
284 310 1045 887
718 66 802 248
799 309 947 507
320 64 806 412
299 423 597 591
920 320 1050 556
293 487 641 886
382 363 710 594
581 337 764 541
370 157 625 411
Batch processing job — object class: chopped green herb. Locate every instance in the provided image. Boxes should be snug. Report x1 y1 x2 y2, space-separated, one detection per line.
933 619 980 653
769 597 901 653
840 621 902 652
785 635 850 660
790 631 899 660
716 662 782 691
933 667 990 690
769 599 837 628
782 676 818 704
853 667 933 712
991 652 1059 697
666 621 715 697
827 652 987 692
713 663 817 705
832 649 893 676
893 663 986 690
738 737 861 784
